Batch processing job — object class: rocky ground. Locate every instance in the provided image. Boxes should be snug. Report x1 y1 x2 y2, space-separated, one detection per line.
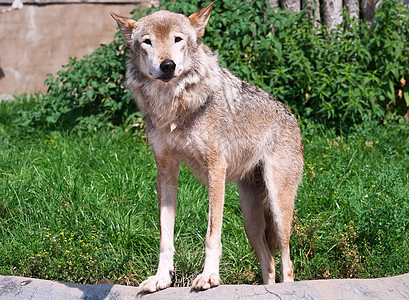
0 273 408 299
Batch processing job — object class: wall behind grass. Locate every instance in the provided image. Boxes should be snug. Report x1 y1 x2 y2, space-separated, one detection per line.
0 0 157 94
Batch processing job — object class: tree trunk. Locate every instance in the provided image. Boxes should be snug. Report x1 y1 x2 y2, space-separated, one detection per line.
281 0 301 12
345 0 359 20
302 0 321 25
362 0 375 25
268 0 279 8
322 0 343 30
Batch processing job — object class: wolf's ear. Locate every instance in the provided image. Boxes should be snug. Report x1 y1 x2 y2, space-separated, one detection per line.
110 12 137 47
188 2 214 39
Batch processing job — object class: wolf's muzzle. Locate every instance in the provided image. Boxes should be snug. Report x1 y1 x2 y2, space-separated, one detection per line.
158 59 176 82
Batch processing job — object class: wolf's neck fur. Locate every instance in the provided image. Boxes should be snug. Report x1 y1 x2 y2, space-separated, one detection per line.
127 45 221 130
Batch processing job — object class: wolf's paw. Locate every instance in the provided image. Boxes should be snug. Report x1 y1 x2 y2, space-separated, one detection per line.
139 275 171 293
192 273 220 290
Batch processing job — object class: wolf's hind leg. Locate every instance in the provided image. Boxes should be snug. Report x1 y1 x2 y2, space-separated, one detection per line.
238 170 276 284
262 157 300 282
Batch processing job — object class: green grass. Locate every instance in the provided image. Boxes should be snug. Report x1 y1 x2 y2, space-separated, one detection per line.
0 99 408 286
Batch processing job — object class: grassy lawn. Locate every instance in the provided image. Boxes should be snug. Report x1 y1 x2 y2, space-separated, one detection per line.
0 99 408 286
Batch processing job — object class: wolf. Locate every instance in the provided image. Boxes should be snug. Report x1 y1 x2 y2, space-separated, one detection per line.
110 2 304 292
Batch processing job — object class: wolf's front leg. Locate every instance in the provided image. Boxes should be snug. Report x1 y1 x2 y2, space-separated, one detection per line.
192 155 227 290
140 156 180 293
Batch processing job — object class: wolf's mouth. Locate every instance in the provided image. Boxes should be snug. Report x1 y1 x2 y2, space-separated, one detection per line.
157 75 174 82
147 72 175 82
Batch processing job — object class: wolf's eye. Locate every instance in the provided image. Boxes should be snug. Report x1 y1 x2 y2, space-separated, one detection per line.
175 37 183 43
143 39 152 45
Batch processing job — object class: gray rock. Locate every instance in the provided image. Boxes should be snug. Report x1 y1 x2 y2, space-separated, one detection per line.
0 274 408 300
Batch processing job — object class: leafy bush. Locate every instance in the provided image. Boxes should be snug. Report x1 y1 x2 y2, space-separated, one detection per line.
15 33 136 133
178 0 409 129
15 0 409 131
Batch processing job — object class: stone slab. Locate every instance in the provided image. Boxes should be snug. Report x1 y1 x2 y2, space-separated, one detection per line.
0 273 408 300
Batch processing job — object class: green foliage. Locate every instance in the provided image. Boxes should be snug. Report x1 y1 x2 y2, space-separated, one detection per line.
15 33 137 133
167 0 408 129
14 0 409 131
369 0 409 114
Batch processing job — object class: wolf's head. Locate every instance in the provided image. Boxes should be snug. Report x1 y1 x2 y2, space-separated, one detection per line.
111 3 213 83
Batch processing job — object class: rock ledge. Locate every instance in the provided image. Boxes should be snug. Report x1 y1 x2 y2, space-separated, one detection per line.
0 273 408 299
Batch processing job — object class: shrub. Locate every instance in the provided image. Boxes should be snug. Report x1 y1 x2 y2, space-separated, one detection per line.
15 33 136 133
15 0 409 132
179 0 408 129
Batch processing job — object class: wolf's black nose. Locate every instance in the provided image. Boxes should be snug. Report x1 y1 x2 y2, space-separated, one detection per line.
160 59 176 74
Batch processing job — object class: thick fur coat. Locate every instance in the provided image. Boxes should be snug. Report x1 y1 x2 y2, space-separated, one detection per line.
111 3 304 292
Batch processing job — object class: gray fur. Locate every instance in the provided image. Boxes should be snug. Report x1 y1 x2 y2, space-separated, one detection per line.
111 3 304 292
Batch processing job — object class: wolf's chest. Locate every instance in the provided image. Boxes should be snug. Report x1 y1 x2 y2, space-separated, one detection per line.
151 121 264 182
